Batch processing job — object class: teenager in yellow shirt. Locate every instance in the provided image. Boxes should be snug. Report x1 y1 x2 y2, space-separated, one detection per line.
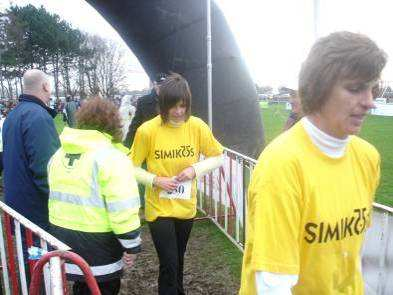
130 72 223 295
240 32 387 295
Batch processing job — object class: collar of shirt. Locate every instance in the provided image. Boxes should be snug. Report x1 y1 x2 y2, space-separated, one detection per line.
302 117 349 158
19 94 57 118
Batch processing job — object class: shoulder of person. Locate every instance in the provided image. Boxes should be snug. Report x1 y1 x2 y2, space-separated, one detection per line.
256 128 303 170
137 115 161 132
13 101 52 123
348 135 380 163
29 104 54 123
138 93 156 105
250 131 304 195
136 96 148 105
94 145 130 167
187 116 209 129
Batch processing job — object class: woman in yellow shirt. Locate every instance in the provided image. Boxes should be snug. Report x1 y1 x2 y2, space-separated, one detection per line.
130 72 223 295
240 32 387 294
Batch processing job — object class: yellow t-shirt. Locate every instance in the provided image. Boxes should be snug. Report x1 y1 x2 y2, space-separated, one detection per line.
130 115 223 221
240 122 380 295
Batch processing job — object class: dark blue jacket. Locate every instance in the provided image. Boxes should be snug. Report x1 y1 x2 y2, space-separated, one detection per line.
3 94 60 229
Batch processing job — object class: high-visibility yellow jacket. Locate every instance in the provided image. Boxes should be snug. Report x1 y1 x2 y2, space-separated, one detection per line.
48 127 141 280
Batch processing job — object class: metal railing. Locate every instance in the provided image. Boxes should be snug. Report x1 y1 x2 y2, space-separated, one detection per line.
362 203 393 295
197 147 393 295
29 251 100 295
0 201 99 294
197 148 256 251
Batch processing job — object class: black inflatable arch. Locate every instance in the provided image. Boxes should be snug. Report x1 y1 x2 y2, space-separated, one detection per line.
86 0 264 157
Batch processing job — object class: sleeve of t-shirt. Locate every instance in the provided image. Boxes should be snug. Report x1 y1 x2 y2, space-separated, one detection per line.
250 151 302 275
130 127 149 167
198 120 223 157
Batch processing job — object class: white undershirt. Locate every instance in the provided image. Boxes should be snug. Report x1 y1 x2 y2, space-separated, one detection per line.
301 117 349 158
255 117 350 294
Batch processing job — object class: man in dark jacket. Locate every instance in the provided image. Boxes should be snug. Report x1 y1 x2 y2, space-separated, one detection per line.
3 69 60 230
124 73 167 148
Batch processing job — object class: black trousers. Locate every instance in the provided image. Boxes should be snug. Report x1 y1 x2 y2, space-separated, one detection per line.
148 217 193 295
73 279 120 295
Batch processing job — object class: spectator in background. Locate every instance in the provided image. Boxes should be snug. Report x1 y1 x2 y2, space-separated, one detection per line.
3 69 60 230
283 89 302 131
124 73 167 148
65 96 78 127
119 95 136 142
240 31 387 295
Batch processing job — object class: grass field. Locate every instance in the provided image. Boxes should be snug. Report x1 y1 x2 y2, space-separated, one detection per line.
261 103 393 207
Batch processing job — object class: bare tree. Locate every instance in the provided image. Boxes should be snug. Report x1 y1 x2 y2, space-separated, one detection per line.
82 35 127 98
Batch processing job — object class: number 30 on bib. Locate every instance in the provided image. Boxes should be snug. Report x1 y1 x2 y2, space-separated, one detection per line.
159 180 192 200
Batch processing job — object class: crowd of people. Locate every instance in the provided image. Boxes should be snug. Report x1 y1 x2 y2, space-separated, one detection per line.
1 31 388 295
0 99 17 118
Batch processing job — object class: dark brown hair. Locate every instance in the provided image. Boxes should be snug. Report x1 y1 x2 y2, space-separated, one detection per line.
158 72 192 123
299 31 387 114
75 97 123 143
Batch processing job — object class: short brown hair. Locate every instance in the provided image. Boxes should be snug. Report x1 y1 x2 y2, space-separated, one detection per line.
158 72 192 123
75 97 123 143
299 31 387 114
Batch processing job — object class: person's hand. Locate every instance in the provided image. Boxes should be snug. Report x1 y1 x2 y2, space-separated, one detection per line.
153 177 179 192
175 167 196 182
122 252 137 269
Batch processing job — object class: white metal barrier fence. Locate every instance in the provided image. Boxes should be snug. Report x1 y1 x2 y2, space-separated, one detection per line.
0 201 100 295
0 201 70 294
197 148 393 295
197 148 255 251
362 203 393 295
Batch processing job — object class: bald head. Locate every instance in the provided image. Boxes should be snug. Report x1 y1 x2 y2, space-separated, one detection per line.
23 69 51 104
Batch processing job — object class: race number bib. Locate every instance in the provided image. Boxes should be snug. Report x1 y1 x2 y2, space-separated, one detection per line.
159 180 192 200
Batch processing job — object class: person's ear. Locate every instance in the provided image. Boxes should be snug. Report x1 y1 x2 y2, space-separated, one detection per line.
42 82 49 93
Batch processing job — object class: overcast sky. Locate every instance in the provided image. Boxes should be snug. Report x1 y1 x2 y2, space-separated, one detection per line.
1 0 393 90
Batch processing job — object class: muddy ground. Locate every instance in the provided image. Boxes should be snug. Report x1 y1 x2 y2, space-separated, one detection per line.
119 221 240 295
